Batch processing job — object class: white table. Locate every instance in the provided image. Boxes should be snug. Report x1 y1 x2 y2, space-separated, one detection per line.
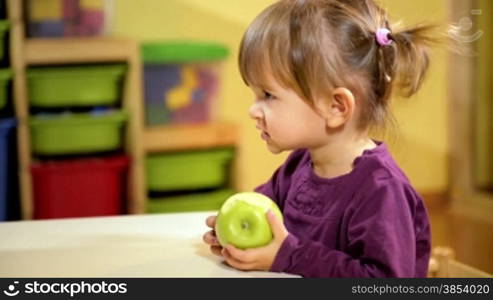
0 211 298 277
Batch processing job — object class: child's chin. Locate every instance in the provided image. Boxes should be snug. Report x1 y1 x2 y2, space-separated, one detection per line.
266 144 284 155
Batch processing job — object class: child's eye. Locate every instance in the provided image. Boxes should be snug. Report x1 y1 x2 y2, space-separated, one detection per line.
263 90 276 100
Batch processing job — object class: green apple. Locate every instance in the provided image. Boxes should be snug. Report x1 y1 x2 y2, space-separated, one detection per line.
215 192 283 249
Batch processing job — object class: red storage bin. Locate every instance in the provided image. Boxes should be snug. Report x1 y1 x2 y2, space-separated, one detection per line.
31 155 129 219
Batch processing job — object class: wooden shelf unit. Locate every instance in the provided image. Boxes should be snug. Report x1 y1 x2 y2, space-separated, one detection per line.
7 0 146 218
144 122 237 153
7 0 238 219
24 37 138 65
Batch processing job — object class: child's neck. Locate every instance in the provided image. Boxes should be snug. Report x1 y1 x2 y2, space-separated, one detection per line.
309 133 377 179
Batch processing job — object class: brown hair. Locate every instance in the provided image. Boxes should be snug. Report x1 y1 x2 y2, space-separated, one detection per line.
238 0 442 129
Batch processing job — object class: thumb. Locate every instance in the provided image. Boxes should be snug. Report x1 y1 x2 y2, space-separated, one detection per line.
266 209 287 240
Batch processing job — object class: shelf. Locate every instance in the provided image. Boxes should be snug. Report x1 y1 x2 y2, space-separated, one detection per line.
25 37 136 65
8 0 147 218
144 122 238 152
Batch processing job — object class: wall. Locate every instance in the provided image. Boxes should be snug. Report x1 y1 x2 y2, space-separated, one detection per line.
378 0 449 193
111 0 449 194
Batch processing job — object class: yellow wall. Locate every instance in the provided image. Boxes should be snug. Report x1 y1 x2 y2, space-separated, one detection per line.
112 0 449 193
378 0 449 193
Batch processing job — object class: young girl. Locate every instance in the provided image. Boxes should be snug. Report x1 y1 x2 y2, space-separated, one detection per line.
203 0 436 277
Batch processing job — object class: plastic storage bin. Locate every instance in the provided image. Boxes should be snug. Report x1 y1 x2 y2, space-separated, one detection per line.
0 20 9 61
146 148 234 191
147 189 234 214
29 110 127 155
31 155 129 219
0 118 17 221
141 41 229 126
28 20 64 37
26 0 111 37
27 65 126 107
0 69 12 110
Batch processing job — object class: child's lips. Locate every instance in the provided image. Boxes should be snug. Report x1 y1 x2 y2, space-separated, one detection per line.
261 131 270 141
255 125 270 140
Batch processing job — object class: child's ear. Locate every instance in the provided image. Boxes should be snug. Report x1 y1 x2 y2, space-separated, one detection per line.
316 87 355 128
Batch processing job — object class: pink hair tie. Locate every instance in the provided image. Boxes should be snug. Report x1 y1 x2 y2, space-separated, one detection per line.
375 28 393 46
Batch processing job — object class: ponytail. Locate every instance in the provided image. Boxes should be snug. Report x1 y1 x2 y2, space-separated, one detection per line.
391 24 438 98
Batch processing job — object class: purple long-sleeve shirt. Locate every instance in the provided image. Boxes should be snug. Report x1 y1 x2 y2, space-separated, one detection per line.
255 142 431 277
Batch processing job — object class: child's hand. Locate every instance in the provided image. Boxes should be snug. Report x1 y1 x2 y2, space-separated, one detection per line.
221 210 289 271
202 215 223 257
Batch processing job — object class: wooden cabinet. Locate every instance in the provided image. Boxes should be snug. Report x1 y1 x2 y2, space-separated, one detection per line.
7 0 146 219
143 122 237 153
7 0 237 219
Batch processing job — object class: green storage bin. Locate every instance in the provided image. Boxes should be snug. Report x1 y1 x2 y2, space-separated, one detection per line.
146 148 234 191
0 21 9 61
30 111 127 155
141 41 229 63
0 69 12 110
147 189 235 213
27 65 126 107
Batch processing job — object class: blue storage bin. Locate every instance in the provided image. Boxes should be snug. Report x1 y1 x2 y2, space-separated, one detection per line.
28 20 65 37
0 118 17 221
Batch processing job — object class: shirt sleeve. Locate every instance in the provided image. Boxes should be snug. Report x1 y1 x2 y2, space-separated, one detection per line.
270 176 429 277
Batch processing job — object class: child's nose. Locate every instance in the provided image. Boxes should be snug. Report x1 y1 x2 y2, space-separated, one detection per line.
248 102 263 120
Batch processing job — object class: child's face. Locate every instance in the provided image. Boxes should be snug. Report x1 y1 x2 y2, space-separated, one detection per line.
248 75 328 154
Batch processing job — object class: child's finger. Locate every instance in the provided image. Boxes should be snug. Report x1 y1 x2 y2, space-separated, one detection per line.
222 248 254 270
210 245 223 257
205 215 217 228
266 209 287 240
225 244 254 263
202 230 220 246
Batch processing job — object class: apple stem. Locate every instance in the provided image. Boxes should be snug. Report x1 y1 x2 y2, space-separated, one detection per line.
241 221 249 230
